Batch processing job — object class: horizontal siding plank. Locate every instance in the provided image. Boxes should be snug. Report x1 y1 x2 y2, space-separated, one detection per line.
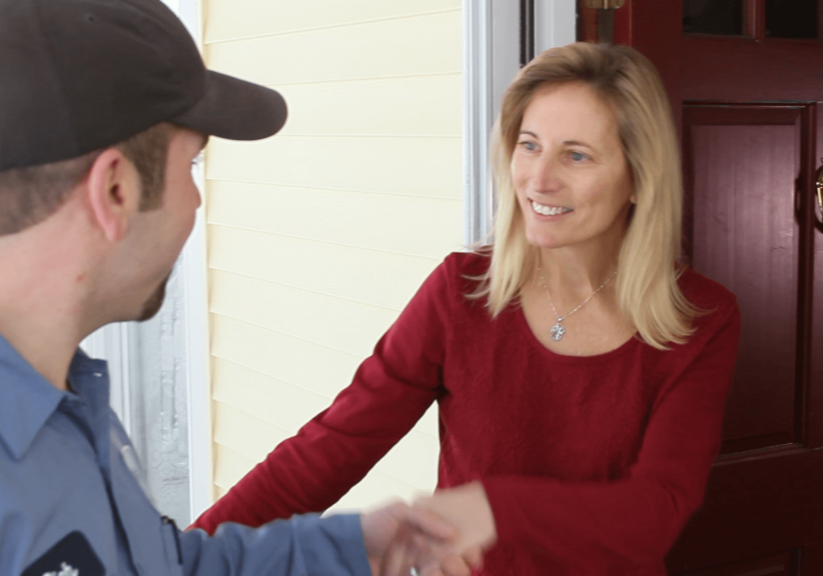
213 441 434 512
205 12 461 86
206 182 463 260
213 402 290 463
212 355 437 437
207 226 441 310
214 401 437 485
212 343 438 438
214 402 439 496
204 136 462 199
205 0 460 43
415 401 439 438
213 400 438 505
213 441 257 490
330 471 429 513
210 270 398 358
210 313 362 399
372 417 439 488
274 75 462 137
211 314 445 439
212 357 331 433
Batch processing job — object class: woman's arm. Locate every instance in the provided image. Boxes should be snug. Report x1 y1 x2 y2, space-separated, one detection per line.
191 256 459 534
418 302 741 568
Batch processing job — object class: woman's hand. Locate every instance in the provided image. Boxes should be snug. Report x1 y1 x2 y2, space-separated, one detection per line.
412 481 497 559
361 500 481 576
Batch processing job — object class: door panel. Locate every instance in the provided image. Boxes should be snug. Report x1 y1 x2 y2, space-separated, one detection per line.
667 448 823 572
682 550 793 576
682 36 823 102
685 106 803 454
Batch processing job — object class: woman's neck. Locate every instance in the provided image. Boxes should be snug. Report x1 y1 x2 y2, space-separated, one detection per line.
535 239 621 297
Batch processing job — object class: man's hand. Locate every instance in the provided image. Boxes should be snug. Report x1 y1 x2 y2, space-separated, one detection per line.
360 500 481 576
412 482 497 557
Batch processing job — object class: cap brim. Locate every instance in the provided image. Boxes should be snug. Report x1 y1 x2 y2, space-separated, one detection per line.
171 71 287 140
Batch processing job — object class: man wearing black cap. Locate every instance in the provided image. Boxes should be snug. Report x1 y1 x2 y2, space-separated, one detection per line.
0 0 479 575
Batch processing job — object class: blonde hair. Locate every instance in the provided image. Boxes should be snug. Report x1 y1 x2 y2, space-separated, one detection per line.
476 42 696 349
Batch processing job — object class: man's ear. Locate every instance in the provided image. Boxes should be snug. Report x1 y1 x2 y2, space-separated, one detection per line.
85 149 140 242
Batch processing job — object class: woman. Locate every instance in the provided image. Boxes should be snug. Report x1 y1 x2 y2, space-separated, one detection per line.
193 43 740 575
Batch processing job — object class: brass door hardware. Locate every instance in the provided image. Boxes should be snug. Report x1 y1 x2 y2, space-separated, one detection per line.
585 0 626 44
584 0 625 8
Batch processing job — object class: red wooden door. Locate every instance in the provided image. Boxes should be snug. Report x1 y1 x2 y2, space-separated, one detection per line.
579 1 823 574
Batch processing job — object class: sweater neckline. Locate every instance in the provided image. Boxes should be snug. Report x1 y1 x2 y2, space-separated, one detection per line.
513 303 640 363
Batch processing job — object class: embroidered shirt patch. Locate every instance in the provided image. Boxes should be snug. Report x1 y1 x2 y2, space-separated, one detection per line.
22 531 104 576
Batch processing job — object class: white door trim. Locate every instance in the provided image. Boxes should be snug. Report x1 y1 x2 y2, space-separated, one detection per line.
462 0 575 246
167 0 213 521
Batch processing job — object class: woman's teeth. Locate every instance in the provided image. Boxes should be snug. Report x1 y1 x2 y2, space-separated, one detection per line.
531 201 572 216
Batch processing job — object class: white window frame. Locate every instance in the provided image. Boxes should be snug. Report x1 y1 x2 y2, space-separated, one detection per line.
175 0 213 522
150 0 213 523
462 0 575 245
82 0 212 526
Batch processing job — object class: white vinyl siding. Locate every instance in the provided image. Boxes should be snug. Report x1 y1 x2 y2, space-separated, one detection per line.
201 1 463 509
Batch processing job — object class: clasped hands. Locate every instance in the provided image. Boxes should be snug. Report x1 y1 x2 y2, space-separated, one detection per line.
361 481 497 576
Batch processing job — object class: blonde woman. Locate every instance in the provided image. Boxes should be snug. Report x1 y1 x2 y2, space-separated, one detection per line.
193 43 740 575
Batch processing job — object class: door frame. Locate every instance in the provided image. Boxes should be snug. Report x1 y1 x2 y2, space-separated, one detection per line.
463 0 576 246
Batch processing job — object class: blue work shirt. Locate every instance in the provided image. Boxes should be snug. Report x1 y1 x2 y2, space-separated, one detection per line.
0 333 372 576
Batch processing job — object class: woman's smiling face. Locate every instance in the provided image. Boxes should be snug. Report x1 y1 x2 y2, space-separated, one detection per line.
511 82 634 252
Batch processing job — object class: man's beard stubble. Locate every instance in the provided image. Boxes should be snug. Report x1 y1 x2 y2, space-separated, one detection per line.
138 276 169 321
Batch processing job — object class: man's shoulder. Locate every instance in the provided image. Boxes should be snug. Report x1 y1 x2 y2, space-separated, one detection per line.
0 408 117 576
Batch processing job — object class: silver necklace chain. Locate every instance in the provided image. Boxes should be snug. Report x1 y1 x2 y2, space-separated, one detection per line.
537 266 617 342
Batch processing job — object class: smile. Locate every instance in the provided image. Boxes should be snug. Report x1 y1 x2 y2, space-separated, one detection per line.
531 200 573 216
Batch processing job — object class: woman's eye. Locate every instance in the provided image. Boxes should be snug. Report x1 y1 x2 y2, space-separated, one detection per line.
569 151 588 162
518 141 537 151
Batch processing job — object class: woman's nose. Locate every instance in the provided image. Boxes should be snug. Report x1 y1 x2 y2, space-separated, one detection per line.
533 155 561 192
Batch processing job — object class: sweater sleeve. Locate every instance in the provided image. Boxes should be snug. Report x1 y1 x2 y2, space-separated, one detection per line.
191 257 457 535
481 302 741 568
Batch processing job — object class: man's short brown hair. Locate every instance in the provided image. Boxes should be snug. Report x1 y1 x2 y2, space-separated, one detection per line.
0 123 174 236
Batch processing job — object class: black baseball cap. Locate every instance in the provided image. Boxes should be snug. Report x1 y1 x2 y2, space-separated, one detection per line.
0 0 288 172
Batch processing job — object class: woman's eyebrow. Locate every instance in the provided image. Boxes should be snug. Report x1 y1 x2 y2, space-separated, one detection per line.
518 132 596 150
518 132 597 151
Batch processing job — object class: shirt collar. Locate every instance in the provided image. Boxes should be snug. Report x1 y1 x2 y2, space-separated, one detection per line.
0 333 109 461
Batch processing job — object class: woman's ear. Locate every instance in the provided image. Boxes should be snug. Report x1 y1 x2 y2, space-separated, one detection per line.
84 148 140 242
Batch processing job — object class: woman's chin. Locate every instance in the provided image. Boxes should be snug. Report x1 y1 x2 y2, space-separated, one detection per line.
525 230 572 250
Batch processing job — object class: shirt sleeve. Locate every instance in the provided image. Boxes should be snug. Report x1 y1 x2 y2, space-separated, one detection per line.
480 302 742 569
191 257 457 534
180 513 371 576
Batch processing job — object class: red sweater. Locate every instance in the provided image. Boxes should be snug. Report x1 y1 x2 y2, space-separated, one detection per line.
193 252 741 575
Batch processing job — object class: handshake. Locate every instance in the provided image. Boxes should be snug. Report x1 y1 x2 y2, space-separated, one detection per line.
360 481 497 576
